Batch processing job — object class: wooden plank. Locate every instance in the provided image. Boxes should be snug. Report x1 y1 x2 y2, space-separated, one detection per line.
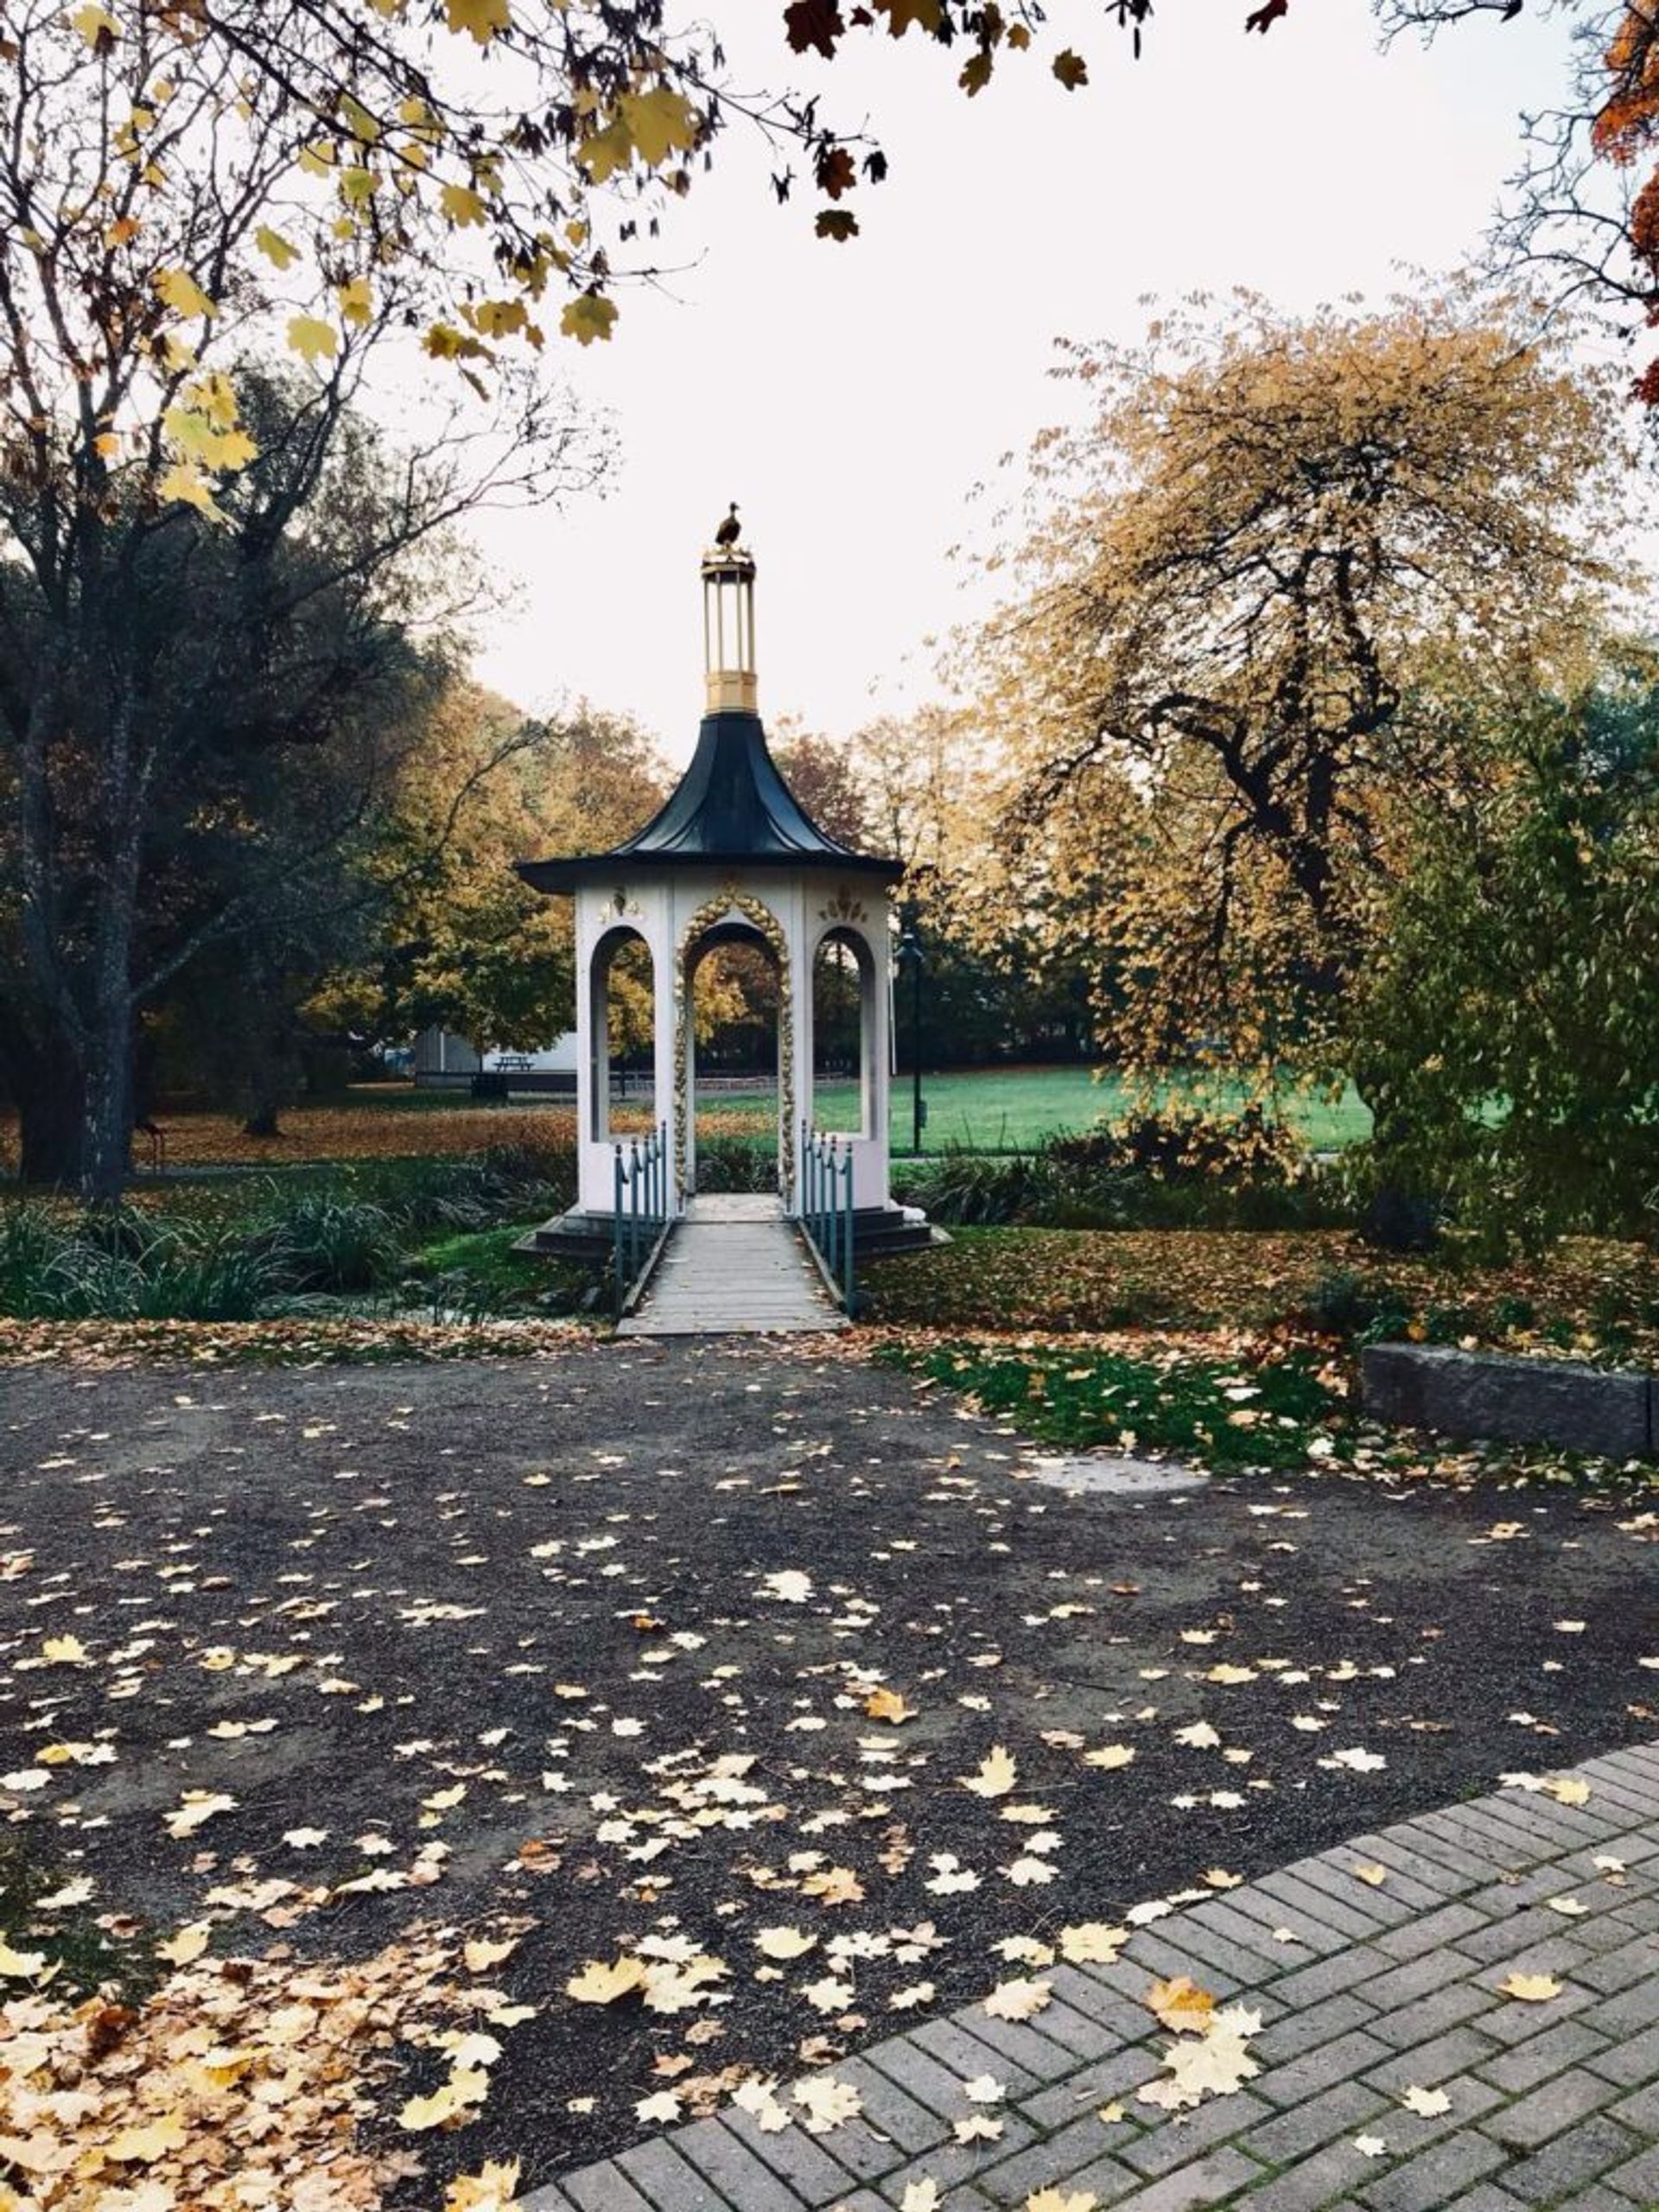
619 1196 844 1338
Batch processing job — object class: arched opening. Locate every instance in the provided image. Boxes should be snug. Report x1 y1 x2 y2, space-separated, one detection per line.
812 927 875 1138
686 924 780 1193
589 926 656 1142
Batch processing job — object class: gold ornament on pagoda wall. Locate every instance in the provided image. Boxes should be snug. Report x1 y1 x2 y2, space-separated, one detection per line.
817 886 868 925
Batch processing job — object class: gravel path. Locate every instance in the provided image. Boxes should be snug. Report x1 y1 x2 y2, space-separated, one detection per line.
1 1339 1653 2201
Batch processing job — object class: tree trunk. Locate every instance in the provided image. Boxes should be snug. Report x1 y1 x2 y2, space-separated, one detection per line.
9 1033 86 1187
80 976 136 1207
238 969 290 1137
1351 1068 1439 1253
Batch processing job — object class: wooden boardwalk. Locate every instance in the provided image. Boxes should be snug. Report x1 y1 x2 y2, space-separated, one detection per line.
616 1194 846 1337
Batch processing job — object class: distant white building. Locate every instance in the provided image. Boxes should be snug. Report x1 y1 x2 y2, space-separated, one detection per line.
413 1027 578 1086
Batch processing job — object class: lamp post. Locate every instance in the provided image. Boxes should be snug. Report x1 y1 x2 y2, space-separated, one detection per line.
895 900 925 1156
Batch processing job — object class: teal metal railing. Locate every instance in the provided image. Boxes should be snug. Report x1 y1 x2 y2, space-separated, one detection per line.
799 1122 856 1313
613 1122 670 1319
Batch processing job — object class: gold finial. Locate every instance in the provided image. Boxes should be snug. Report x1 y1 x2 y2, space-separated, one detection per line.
702 508 758 712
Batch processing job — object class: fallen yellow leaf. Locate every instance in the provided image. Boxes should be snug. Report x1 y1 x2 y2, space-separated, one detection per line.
1146 1974 1216 2034
107 2110 188 2162
566 1956 648 2005
463 1935 518 1973
156 1920 213 1967
960 1745 1018 1799
865 1686 916 1724
983 1976 1052 2022
1499 1972 1563 2003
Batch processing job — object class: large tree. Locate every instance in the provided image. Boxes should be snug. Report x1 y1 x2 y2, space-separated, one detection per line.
1351 651 1659 1245
974 291 1630 1142
310 692 669 1057
0 0 603 1196
0 367 580 1192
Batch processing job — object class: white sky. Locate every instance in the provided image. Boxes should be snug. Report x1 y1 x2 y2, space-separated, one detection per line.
468 2 1580 762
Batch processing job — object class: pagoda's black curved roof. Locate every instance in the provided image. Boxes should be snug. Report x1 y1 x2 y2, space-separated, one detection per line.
516 710 901 893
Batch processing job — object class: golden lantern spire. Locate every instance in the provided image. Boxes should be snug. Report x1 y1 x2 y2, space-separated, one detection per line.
702 506 758 715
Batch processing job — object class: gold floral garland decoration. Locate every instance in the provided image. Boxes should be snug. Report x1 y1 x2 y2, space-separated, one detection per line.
673 887 795 1205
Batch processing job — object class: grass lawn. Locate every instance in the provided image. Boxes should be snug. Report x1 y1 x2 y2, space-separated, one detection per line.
703 1067 1372 1153
0 1070 1368 1179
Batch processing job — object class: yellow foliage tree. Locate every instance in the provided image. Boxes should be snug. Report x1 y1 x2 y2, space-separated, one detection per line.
971 289 1632 1131
311 691 668 1057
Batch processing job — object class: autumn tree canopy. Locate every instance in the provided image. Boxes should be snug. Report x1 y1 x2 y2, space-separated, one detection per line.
310 693 668 1057
972 290 1631 1107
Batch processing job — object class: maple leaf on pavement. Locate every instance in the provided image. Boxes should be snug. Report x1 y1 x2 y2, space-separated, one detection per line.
960 1745 1017 1798
793 2075 861 2133
1146 1974 1216 2034
1059 1923 1128 1965
983 1976 1052 2022
444 2163 521 2212
566 1957 648 2004
1499 1972 1563 2002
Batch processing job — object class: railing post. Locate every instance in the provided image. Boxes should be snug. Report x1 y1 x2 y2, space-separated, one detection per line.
613 1144 625 1319
828 1137 841 1287
629 1138 641 1278
842 1143 855 1313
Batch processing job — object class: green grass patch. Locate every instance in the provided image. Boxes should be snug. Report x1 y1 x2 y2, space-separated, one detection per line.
0 1835 162 2003
705 1068 1370 1154
408 1223 592 1315
876 1338 1347 1469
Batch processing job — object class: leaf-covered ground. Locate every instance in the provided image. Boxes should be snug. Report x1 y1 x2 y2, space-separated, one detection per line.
865 1226 1659 1362
1 1338 1654 2207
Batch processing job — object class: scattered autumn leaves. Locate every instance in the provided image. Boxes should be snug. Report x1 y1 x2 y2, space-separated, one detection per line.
0 1341 1651 2208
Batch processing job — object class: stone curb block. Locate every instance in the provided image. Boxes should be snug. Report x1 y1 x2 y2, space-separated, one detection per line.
1361 1343 1655 1460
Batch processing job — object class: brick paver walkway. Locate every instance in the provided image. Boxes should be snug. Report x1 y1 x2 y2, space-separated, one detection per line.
524 1744 1659 2212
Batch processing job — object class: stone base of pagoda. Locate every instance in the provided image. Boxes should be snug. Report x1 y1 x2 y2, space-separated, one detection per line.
518 1200 940 1273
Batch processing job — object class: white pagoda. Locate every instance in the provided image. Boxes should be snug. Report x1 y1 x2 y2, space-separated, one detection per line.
517 531 928 1262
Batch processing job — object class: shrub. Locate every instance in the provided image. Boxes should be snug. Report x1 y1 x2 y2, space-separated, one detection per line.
893 1114 1353 1233
246 1193 399 1292
691 1135 778 1195
0 1140 583 1322
0 1205 288 1320
892 1146 1057 1226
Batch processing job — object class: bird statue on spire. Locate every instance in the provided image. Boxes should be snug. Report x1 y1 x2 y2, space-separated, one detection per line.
714 501 741 551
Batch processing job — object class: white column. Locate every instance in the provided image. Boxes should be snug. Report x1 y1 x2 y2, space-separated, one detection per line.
650 887 681 1214
863 897 893 1211
782 882 810 1215
574 893 607 1212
